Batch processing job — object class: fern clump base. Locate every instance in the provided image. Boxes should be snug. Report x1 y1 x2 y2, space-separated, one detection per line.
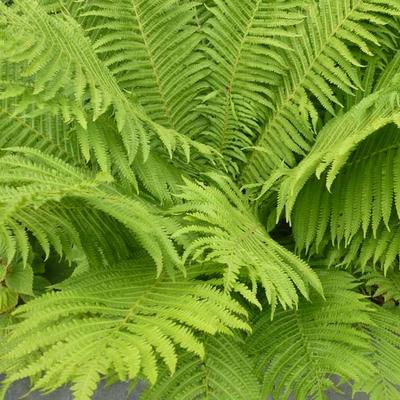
0 0 400 399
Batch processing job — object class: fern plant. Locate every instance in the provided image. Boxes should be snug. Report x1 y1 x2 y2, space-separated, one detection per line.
0 0 400 399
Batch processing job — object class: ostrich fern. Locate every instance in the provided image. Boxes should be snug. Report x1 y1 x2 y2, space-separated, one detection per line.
0 0 400 399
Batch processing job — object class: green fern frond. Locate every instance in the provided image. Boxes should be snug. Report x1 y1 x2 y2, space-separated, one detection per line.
336 223 400 272
247 270 374 400
0 0 210 167
0 62 84 162
356 306 400 400
290 122 400 257
0 0 399 397
0 0 144 159
83 0 209 138
0 259 249 400
0 105 81 164
277 79 400 222
76 117 187 204
172 173 323 313
241 0 400 185
36 0 117 46
200 0 307 175
142 335 261 400
0 148 181 274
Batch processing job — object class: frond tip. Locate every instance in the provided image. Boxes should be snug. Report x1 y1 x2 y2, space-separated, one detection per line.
172 173 323 313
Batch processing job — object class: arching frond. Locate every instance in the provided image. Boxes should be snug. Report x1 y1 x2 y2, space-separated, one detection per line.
0 104 81 164
0 0 399 397
0 62 84 162
241 0 400 185
36 0 116 45
172 173 323 313
277 82 400 221
319 222 400 273
76 117 186 204
0 259 249 400
142 335 261 400
0 0 141 153
0 148 181 275
247 270 374 400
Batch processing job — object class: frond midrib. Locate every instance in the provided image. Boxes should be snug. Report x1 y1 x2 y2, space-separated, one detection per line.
129 0 176 129
294 310 326 398
344 142 400 168
216 0 262 154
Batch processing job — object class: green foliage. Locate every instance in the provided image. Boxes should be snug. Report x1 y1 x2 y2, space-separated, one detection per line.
84 0 209 137
291 124 400 252
172 173 322 312
0 286 18 313
199 0 307 174
0 259 249 400
0 147 181 274
142 335 261 400
0 1 399 400
366 269 400 302
241 0 400 185
357 306 400 400
4 262 33 296
248 270 374 400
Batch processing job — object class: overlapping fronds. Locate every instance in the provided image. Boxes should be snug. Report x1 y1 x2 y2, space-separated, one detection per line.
247 270 374 400
76 117 186 204
291 124 400 253
83 0 209 137
172 173 323 312
276 82 400 221
0 61 84 162
0 259 249 400
199 0 307 174
0 0 399 398
366 270 400 302
0 106 80 163
241 0 400 185
0 148 180 274
0 0 210 166
142 335 261 400
0 81 180 199
0 0 143 149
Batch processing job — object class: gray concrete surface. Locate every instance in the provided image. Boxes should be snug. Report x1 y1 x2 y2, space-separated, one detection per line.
2 378 370 399
3 379 146 400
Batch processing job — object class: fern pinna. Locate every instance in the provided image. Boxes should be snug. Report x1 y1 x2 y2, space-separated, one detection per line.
0 0 400 399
